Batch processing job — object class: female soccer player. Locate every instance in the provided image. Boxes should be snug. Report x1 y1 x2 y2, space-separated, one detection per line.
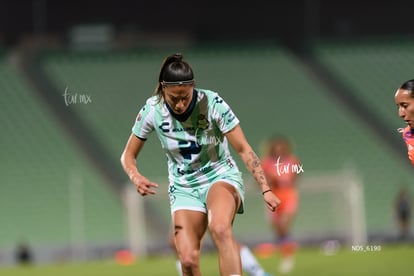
120 53 280 276
261 135 301 274
395 79 414 166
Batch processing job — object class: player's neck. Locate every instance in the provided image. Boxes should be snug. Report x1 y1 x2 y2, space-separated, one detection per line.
165 89 197 122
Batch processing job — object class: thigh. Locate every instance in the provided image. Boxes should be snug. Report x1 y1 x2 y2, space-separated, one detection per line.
173 210 208 254
206 182 241 226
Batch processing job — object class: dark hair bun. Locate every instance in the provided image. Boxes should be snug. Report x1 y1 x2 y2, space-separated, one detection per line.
165 53 183 64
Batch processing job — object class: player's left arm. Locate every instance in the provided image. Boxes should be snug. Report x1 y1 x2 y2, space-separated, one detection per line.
225 125 281 211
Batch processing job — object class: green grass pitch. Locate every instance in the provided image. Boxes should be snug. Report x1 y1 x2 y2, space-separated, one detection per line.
1 245 412 276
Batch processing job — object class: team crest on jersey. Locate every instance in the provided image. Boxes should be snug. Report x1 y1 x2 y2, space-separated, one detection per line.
195 114 221 146
197 114 209 129
136 106 146 121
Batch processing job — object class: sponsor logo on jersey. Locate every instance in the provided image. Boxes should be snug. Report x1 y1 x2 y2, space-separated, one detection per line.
159 122 197 133
172 127 196 132
221 108 236 125
159 122 170 133
177 165 213 176
214 96 223 104
221 108 231 118
226 114 236 125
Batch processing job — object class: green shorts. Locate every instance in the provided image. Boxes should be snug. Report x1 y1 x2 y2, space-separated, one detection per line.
169 172 245 214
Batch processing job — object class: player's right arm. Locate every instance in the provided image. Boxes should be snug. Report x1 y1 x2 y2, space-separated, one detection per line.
120 134 158 196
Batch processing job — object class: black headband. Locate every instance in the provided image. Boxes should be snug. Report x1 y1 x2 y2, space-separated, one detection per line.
162 80 194 86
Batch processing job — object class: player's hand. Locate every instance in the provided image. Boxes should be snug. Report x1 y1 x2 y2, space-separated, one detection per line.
263 192 281 212
130 173 159 196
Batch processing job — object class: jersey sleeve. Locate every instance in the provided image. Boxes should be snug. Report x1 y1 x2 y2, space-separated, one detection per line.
132 100 155 140
210 93 240 134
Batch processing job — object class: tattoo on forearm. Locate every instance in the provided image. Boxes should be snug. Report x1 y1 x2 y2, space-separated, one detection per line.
247 151 260 167
248 151 259 165
246 151 268 189
258 171 265 182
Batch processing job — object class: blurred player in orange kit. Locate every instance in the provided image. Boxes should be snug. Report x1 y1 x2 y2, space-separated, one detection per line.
261 135 302 274
395 79 414 166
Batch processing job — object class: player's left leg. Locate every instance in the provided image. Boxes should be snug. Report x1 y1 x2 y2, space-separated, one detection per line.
168 226 183 276
206 181 242 275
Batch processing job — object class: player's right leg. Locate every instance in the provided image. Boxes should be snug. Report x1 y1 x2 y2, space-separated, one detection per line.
170 224 208 276
173 210 207 276
168 227 183 276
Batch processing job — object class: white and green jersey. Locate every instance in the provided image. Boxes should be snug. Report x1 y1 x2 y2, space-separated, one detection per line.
132 89 241 189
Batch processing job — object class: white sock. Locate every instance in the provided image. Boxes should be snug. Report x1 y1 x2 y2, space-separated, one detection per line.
240 245 266 276
176 259 183 276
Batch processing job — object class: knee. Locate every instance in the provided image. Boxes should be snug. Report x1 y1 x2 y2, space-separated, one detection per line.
209 222 233 243
179 249 200 271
